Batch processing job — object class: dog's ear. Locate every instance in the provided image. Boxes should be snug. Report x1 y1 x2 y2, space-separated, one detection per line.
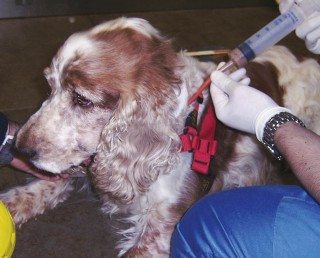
89 21 183 205
91 100 180 205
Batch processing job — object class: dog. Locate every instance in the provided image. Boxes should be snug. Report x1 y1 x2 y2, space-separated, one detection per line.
1 17 320 257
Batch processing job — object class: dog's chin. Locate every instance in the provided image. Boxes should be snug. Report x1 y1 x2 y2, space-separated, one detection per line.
32 160 71 174
32 156 94 174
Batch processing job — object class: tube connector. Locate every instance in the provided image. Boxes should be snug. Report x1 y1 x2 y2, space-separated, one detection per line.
217 60 237 74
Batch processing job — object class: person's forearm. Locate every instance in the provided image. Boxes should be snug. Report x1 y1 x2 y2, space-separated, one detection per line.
275 122 320 202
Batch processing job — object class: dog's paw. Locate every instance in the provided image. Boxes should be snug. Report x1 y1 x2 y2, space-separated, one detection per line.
0 189 35 226
0 179 73 226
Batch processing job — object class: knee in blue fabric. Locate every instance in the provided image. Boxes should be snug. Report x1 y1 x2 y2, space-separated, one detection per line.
170 185 320 258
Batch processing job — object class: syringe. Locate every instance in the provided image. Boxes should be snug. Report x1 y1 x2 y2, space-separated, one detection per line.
188 0 320 104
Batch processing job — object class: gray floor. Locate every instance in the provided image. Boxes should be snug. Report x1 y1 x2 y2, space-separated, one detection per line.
0 6 308 258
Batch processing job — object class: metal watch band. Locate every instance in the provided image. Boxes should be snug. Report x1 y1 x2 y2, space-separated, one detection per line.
262 112 305 160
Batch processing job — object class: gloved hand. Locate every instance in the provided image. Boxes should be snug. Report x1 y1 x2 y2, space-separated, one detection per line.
279 0 320 54
210 68 290 141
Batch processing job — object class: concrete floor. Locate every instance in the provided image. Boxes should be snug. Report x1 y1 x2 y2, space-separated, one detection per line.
0 6 309 258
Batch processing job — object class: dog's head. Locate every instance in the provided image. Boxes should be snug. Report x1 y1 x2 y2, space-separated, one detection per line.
16 17 181 180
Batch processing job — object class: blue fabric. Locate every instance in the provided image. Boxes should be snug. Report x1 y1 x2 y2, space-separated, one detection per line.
170 185 320 258
0 112 8 145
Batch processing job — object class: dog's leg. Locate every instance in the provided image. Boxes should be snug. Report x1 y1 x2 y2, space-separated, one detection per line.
118 202 179 258
0 179 73 226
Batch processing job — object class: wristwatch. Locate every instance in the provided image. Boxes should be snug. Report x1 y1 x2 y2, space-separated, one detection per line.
0 130 14 166
262 112 305 160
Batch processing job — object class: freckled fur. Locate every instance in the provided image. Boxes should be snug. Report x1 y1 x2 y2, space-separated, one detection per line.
1 18 320 257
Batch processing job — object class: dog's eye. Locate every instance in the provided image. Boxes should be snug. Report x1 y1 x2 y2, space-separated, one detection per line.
73 91 93 108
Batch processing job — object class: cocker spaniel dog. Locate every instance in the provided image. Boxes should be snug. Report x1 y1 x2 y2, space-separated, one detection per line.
1 17 320 257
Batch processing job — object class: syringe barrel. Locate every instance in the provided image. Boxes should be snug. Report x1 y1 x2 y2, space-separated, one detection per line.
229 0 320 69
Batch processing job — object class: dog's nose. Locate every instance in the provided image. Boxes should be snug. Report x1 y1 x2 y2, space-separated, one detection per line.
17 147 38 160
15 129 39 160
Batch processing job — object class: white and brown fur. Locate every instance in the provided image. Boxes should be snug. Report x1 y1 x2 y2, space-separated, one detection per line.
1 17 320 257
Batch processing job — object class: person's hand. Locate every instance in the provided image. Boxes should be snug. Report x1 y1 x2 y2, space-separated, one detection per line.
10 154 69 181
279 0 320 54
279 0 300 13
210 68 289 141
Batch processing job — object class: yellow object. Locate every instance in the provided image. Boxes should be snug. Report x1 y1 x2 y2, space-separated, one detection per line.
0 202 15 258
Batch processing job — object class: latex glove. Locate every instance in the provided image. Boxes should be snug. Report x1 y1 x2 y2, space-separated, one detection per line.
279 0 320 54
279 0 301 13
210 69 290 141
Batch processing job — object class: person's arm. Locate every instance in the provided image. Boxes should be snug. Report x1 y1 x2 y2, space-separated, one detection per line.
210 70 320 203
0 113 8 145
275 122 320 202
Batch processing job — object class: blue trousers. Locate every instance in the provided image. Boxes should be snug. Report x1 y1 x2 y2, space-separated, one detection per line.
171 185 320 257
